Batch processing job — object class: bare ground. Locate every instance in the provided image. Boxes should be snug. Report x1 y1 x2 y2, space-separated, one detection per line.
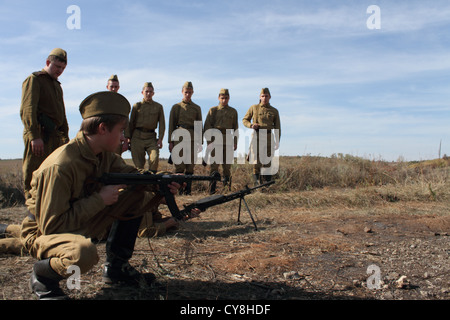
0 189 449 301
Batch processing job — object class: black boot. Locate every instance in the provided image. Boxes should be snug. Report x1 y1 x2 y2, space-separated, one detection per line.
209 180 217 195
0 224 7 238
184 174 193 195
252 174 260 186
223 176 231 191
30 259 68 300
102 259 142 284
184 181 192 195
102 216 153 284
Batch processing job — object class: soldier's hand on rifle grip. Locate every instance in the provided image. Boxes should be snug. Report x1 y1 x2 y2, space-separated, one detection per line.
189 208 201 219
99 184 127 206
167 182 185 196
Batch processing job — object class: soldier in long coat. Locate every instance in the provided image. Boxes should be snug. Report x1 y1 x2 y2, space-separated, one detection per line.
20 48 70 199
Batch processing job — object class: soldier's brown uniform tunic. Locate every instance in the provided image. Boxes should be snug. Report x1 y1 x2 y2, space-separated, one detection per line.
20 70 69 198
126 99 165 171
204 103 239 179
20 131 155 276
168 100 202 174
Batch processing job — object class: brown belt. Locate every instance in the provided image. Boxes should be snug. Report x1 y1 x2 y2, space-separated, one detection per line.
137 127 155 133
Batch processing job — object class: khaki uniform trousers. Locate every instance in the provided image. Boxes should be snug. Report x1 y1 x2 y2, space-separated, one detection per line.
130 130 159 171
20 188 155 277
22 131 67 199
249 131 275 175
172 139 199 174
0 225 23 254
209 143 234 178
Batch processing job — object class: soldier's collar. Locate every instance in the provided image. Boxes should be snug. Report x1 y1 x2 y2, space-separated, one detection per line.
76 131 100 164
38 69 61 83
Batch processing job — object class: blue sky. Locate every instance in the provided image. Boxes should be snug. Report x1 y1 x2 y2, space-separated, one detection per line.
1 0 449 161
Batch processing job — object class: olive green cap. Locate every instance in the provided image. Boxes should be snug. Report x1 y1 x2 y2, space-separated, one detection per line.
219 88 230 96
143 82 154 90
108 74 119 82
260 88 271 95
49 48 67 63
183 81 193 89
79 91 131 119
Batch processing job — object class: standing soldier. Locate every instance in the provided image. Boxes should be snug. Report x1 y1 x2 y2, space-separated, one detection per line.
242 88 281 184
20 48 70 199
126 82 165 172
106 74 120 93
204 89 238 194
106 74 128 154
168 81 203 195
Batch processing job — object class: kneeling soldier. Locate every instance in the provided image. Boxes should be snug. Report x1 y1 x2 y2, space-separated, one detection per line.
19 91 183 300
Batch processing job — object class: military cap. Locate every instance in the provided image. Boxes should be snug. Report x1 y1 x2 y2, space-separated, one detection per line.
79 91 131 119
143 82 154 89
219 88 230 96
260 88 271 96
48 48 67 63
183 81 194 89
108 74 119 82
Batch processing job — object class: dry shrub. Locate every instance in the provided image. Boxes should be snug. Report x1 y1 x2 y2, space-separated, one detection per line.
1 156 448 210
0 160 25 207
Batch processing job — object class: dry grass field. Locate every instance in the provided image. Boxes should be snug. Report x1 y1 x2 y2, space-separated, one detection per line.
0 155 449 302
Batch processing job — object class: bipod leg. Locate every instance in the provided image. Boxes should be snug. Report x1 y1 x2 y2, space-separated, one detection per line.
237 196 243 224
239 196 258 231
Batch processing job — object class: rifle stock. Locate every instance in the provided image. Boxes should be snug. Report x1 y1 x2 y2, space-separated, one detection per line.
97 172 221 220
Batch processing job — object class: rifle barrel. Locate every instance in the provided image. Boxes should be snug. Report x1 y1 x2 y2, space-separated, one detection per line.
248 180 275 191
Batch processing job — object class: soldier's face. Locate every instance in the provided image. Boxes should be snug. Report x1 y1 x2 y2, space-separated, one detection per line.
142 87 154 102
107 81 120 92
104 121 127 152
260 93 271 105
218 95 230 106
182 88 193 102
46 59 66 80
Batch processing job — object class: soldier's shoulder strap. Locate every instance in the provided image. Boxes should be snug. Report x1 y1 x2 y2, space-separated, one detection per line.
134 101 143 111
209 106 219 125
32 71 46 77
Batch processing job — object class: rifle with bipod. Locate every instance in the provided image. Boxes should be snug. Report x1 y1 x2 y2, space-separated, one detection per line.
179 180 275 230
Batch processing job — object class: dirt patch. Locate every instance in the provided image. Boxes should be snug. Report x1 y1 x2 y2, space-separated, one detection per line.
0 193 448 301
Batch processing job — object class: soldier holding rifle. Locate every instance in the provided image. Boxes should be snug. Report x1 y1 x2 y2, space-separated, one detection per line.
19 91 188 300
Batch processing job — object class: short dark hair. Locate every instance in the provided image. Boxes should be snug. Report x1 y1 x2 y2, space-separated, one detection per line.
80 114 128 135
